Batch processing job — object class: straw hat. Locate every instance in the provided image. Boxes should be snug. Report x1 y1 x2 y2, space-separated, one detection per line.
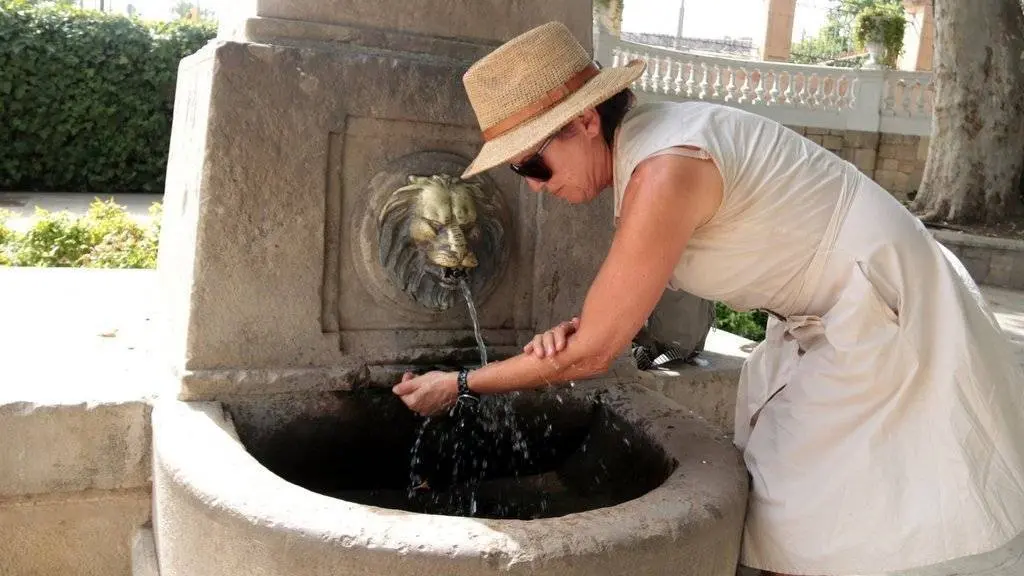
461 21 646 178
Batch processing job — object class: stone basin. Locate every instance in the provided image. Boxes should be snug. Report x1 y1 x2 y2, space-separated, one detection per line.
151 381 748 575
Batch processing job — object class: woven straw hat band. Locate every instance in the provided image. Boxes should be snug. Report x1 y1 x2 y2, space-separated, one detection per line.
481 63 600 141
464 22 595 136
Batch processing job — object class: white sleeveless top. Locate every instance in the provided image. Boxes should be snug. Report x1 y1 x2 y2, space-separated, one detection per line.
613 101 857 317
609 101 1024 575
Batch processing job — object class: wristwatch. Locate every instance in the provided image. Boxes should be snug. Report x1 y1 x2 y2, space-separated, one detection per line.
456 368 479 406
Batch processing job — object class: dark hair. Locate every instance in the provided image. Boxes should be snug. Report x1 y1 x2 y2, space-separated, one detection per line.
594 88 635 146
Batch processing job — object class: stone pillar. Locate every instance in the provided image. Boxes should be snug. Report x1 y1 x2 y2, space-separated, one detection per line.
158 0 599 399
758 0 797 62
220 0 592 51
898 0 934 71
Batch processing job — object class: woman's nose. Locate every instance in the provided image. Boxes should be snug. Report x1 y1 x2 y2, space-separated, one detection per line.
525 177 545 193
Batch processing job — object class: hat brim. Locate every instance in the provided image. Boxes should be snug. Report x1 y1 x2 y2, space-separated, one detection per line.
461 60 647 179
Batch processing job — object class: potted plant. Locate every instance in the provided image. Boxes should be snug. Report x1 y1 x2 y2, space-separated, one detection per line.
853 4 906 69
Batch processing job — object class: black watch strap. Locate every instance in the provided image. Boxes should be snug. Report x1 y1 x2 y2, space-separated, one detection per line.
457 368 479 403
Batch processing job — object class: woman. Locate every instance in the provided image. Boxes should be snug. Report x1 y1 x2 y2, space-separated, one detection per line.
392 21 1024 576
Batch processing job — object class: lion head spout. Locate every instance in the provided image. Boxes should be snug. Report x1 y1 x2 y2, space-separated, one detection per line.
377 173 506 311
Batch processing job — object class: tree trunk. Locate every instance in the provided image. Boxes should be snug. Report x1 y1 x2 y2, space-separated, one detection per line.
911 0 1024 224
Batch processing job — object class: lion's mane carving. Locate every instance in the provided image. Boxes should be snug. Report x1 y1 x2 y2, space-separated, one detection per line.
377 173 507 312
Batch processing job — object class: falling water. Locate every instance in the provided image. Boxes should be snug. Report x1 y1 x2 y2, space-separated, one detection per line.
406 275 546 517
406 278 488 502
459 278 487 367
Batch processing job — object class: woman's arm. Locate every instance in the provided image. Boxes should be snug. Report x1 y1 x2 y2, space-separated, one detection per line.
393 153 723 414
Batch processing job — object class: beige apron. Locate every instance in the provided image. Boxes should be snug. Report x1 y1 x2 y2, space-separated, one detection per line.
613 101 1024 575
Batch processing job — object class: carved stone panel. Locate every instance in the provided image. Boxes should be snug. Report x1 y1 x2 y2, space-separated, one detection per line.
350 152 511 317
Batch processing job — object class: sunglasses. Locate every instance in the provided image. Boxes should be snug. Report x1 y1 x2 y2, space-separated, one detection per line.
509 130 559 181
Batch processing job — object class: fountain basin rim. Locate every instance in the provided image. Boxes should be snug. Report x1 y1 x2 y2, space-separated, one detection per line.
152 381 748 561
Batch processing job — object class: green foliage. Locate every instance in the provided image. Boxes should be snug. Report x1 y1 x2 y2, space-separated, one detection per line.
13 208 93 266
0 209 13 265
853 4 906 68
790 0 904 66
0 2 216 193
0 199 161 268
714 302 768 342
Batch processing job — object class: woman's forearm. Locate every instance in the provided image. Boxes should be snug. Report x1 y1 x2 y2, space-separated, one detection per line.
466 334 617 395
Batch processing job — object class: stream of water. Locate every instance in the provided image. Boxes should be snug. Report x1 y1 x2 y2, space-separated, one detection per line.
459 279 487 367
406 276 541 517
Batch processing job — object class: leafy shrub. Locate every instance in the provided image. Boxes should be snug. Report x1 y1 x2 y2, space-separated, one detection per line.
714 302 768 342
0 209 13 265
853 4 906 68
0 1 216 193
0 198 161 268
13 208 94 266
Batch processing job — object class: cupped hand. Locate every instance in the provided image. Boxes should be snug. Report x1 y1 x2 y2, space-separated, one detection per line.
523 316 580 358
392 371 458 417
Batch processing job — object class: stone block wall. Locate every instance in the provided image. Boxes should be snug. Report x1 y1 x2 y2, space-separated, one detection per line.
785 126 929 201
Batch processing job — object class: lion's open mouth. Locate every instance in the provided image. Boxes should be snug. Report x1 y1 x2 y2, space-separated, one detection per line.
437 266 469 289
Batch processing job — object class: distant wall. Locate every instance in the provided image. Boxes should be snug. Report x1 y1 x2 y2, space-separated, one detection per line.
785 126 929 201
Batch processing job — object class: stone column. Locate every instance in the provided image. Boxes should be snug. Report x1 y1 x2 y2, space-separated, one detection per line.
157 1 601 399
219 0 592 51
758 0 797 62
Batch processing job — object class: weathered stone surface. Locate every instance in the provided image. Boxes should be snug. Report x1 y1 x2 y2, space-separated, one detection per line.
532 188 615 330
917 137 931 160
239 0 593 48
960 246 993 283
989 253 1015 287
634 328 751 435
880 158 900 171
152 388 748 576
1013 254 1024 290
822 135 843 150
874 169 896 190
133 525 160 576
930 230 1024 289
0 401 151 498
0 488 150 576
159 38 538 391
854 148 877 171
892 171 910 193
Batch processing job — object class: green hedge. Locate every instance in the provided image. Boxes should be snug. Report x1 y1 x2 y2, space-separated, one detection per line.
0 2 216 193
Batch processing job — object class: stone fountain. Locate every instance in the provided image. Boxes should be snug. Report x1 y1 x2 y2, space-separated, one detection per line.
143 1 749 574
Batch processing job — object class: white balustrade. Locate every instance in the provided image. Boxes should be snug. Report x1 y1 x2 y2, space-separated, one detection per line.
597 31 935 137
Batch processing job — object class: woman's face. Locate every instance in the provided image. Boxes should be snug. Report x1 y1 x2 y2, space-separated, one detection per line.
510 108 611 204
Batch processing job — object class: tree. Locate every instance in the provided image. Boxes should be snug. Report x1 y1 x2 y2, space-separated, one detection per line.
790 0 903 64
912 0 1024 224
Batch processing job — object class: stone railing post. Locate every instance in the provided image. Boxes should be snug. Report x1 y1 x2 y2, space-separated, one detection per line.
846 69 885 133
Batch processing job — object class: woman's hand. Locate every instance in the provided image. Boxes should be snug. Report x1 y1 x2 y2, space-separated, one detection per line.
523 317 580 358
392 371 458 417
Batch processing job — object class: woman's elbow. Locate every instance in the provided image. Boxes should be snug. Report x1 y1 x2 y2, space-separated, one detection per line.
570 339 621 378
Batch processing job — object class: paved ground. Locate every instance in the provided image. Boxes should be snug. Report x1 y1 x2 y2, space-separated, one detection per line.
0 192 162 232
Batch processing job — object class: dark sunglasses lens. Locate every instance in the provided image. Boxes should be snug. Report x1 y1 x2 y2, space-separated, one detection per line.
511 155 552 181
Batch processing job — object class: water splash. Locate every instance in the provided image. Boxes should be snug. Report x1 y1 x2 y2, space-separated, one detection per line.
405 277 548 517
407 418 432 499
